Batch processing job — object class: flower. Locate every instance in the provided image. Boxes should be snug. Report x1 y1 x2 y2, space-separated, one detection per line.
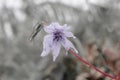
41 23 78 61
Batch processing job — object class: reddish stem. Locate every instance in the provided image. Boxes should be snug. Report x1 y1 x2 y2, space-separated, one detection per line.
69 49 115 79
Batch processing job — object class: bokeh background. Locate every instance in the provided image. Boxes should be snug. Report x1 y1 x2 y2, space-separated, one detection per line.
0 0 120 80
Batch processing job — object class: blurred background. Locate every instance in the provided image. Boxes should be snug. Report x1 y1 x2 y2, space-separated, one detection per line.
0 0 120 80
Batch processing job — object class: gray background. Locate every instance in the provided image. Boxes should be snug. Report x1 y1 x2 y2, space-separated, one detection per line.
0 0 120 80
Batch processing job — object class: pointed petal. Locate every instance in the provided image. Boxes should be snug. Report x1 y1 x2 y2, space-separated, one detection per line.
52 42 61 61
41 35 53 57
44 22 62 33
41 51 48 57
62 38 78 53
44 25 55 33
63 24 70 30
64 31 76 38
65 51 68 55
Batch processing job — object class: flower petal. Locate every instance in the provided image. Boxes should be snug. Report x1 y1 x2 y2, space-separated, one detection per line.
41 51 48 57
63 24 70 30
52 42 61 61
41 35 53 57
64 31 76 38
44 25 55 33
65 51 68 55
44 23 61 33
62 38 78 53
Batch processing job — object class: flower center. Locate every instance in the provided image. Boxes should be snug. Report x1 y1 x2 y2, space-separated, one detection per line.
53 31 63 42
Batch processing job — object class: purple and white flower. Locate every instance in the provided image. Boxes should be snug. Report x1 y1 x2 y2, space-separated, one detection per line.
41 23 78 61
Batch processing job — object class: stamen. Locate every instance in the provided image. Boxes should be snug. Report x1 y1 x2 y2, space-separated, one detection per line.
53 31 63 41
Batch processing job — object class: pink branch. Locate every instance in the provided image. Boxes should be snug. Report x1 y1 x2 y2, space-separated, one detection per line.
69 49 115 79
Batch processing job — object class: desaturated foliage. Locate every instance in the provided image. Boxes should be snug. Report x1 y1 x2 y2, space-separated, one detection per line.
0 0 120 80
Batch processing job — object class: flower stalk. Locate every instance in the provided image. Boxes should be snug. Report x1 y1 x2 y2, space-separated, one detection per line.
69 49 115 79
39 22 118 80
